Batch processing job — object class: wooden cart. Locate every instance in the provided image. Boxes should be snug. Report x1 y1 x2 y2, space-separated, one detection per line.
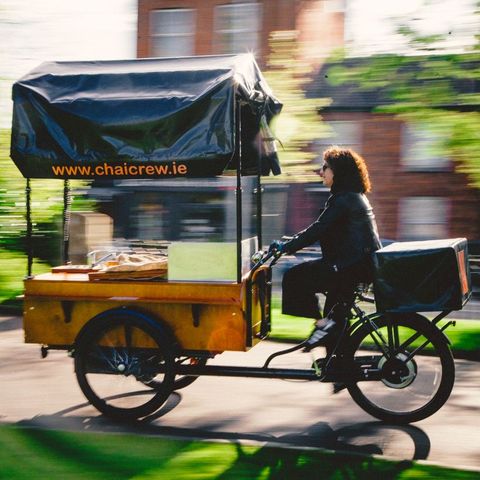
23 267 271 354
12 54 282 419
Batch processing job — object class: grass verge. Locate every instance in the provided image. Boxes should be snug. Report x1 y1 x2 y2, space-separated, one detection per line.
269 307 480 361
0 251 50 307
0 425 478 480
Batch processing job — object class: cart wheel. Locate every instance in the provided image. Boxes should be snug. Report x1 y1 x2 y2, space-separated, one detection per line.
346 314 455 424
74 311 175 420
142 356 207 391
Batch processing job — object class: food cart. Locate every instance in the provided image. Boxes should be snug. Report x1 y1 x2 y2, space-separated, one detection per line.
10 54 470 424
11 54 285 419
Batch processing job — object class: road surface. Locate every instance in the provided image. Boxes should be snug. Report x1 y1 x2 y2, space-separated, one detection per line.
0 314 479 471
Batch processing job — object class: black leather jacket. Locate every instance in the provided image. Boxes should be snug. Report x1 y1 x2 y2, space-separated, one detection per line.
284 190 382 270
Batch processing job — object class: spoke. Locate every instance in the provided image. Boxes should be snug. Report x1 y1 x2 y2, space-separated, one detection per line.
90 346 117 371
398 330 423 352
393 323 400 350
387 319 400 354
125 322 133 349
404 337 433 363
367 321 389 357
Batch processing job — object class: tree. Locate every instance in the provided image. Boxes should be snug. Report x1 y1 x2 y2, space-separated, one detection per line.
263 31 330 183
323 1 480 188
0 128 95 282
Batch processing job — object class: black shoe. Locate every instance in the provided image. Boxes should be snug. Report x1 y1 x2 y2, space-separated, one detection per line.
303 319 337 352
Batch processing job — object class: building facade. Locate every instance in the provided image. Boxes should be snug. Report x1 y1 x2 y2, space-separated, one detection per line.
311 58 480 246
137 0 345 65
135 1 480 248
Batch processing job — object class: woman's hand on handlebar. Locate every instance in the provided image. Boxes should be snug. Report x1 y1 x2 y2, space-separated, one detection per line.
268 239 286 254
251 243 284 272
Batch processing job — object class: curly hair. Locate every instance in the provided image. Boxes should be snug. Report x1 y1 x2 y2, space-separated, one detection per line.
323 146 371 193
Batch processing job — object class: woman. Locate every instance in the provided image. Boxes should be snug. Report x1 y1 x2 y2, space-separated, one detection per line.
271 146 382 351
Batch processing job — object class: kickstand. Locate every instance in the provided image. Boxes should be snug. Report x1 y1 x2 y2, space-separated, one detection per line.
262 341 307 368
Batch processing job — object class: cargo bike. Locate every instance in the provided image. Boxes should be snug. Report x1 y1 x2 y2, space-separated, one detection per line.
11 55 472 424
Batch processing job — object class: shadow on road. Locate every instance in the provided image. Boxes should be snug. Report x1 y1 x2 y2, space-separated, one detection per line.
0 316 22 332
15 392 431 462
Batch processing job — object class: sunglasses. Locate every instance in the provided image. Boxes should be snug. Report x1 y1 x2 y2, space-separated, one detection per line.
314 164 330 174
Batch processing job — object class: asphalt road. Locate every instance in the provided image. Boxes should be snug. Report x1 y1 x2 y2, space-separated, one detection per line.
0 314 479 471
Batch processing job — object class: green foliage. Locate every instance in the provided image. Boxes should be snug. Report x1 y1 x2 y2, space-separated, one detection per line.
0 129 95 258
0 128 96 301
322 14 480 189
0 426 477 480
263 31 329 183
269 305 480 359
0 250 50 305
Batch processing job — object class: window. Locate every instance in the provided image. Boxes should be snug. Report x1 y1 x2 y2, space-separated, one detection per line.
150 9 195 57
401 123 451 171
399 196 449 240
214 3 261 54
314 120 362 163
324 0 346 13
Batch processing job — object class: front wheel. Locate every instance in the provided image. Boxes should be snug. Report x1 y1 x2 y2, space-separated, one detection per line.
345 314 455 424
74 312 175 420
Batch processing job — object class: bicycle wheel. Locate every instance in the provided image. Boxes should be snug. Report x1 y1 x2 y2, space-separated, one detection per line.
75 312 175 420
346 313 455 424
143 356 208 391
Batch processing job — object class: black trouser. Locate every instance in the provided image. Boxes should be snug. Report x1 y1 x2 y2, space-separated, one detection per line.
281 257 373 323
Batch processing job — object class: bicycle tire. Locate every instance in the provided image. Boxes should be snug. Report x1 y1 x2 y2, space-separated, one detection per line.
74 312 175 420
345 313 455 424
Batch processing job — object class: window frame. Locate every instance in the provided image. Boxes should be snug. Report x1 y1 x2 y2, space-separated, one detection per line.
400 122 451 172
398 196 450 241
314 120 362 164
213 2 262 55
149 8 196 58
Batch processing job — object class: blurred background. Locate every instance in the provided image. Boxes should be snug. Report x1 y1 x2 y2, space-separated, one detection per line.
1 0 480 306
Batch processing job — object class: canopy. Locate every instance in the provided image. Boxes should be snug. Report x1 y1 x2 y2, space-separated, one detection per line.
11 54 282 179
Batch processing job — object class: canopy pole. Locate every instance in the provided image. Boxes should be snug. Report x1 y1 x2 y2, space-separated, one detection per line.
256 133 263 250
63 179 71 264
236 99 243 284
25 178 33 278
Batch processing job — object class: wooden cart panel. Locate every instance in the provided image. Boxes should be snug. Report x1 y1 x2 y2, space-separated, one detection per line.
23 272 267 352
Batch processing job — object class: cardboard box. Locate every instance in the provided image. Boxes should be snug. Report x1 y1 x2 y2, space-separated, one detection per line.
68 212 113 263
374 238 471 313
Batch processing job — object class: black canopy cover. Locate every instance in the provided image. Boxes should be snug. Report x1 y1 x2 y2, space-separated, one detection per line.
11 54 282 179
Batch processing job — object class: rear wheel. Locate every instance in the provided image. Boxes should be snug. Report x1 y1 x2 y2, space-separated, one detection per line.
346 314 455 424
74 312 175 420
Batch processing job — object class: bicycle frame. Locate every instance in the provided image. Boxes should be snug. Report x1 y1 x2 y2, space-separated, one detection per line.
346 297 455 364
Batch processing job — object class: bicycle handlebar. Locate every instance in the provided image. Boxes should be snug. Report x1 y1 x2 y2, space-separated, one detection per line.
250 248 283 275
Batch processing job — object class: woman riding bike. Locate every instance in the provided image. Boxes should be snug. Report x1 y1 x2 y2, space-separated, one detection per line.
270 146 382 351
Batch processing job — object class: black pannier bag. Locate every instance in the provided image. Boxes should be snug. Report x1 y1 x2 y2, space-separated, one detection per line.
373 238 471 313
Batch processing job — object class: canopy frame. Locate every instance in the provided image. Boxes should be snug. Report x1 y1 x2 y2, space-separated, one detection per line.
15 55 279 280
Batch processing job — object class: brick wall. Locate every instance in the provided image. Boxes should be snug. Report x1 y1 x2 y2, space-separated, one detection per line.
137 0 344 65
322 111 480 242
